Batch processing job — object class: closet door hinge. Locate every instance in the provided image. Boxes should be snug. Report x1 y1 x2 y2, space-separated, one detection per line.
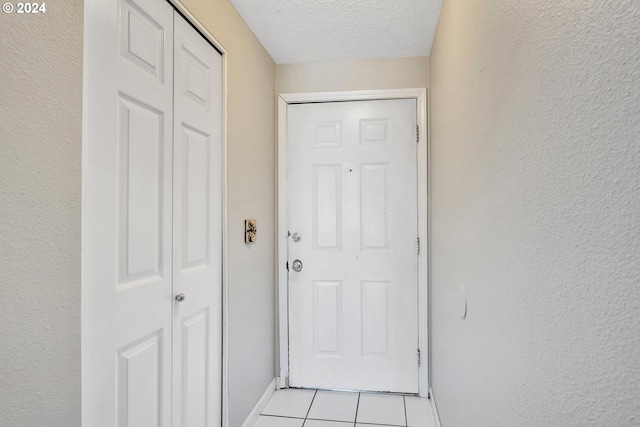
416 125 419 143
417 348 421 367
417 237 420 255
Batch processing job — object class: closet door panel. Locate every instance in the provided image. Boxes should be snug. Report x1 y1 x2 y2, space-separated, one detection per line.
83 0 174 425
172 12 223 427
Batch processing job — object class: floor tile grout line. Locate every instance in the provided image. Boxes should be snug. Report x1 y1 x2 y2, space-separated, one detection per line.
403 395 408 427
354 392 361 427
302 389 318 426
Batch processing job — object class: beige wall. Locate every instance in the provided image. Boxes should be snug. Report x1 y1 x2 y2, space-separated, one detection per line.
277 56 429 94
0 1 83 426
430 1 640 426
178 2 276 426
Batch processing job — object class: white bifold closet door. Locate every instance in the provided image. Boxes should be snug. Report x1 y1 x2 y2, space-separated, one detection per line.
83 0 222 425
172 12 222 427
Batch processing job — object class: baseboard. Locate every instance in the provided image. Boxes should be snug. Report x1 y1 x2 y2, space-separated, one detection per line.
241 378 277 427
429 386 442 427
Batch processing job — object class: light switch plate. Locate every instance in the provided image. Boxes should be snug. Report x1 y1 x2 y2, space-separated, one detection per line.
245 219 257 243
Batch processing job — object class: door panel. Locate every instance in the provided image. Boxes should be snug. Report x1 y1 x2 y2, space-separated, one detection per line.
84 0 174 425
117 94 165 286
84 2 222 426
119 0 166 82
361 281 390 357
172 13 223 427
313 165 342 249
117 332 163 427
179 309 209 427
361 164 389 250
314 280 343 356
288 99 418 393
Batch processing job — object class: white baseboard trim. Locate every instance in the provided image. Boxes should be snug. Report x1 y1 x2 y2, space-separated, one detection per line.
429 386 442 427
241 378 277 427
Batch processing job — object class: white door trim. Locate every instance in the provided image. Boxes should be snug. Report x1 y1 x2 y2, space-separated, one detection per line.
276 88 429 397
166 3 231 425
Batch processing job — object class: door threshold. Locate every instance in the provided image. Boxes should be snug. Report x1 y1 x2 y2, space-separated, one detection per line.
287 386 419 397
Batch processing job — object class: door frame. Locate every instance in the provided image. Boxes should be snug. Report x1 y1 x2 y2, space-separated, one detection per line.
81 0 230 425
276 88 430 397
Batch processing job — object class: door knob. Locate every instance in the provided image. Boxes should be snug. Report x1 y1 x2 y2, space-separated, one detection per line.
291 259 303 272
175 293 186 302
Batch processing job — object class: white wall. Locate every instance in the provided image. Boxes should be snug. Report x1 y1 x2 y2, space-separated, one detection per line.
0 2 83 426
429 1 640 426
178 2 277 426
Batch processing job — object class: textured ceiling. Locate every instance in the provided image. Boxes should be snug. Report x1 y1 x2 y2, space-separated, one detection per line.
229 0 443 64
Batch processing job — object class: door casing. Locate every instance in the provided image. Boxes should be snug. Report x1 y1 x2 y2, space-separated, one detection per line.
276 89 430 397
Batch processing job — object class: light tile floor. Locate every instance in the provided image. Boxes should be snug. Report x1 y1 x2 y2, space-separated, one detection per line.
254 389 436 427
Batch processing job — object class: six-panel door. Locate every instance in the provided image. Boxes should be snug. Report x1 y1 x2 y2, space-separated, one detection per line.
287 99 419 393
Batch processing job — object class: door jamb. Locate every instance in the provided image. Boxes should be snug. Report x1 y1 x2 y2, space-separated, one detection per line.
276 88 430 397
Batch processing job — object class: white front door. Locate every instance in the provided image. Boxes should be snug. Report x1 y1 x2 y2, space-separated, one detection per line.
172 14 223 427
287 99 419 393
83 1 222 425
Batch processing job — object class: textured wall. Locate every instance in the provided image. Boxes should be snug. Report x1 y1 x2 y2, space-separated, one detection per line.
0 2 83 426
429 1 640 426
178 2 276 426
276 56 429 94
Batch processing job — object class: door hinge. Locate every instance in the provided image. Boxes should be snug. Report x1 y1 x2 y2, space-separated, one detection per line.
286 261 289 271
417 348 421 367
416 125 419 143
417 237 420 255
